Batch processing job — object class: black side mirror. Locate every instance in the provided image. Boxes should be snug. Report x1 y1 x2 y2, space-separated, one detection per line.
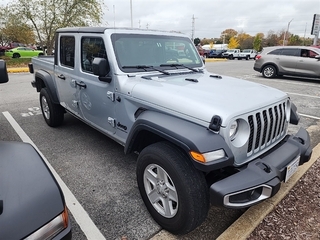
92 57 112 83
0 60 9 84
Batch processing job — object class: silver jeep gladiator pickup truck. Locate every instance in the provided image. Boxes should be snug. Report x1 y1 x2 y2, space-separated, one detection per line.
29 27 312 235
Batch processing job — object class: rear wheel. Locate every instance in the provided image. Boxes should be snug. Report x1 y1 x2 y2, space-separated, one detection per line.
262 65 277 78
136 142 209 235
12 53 20 58
40 88 64 127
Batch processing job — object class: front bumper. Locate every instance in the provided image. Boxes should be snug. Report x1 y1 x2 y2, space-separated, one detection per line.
210 127 312 208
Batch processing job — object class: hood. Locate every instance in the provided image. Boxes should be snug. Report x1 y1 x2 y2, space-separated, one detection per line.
0 141 65 240
130 72 287 126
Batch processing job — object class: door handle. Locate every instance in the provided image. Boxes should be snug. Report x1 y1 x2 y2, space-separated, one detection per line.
75 81 87 89
57 74 66 80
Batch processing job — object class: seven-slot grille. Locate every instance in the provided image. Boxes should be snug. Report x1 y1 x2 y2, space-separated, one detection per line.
247 101 287 155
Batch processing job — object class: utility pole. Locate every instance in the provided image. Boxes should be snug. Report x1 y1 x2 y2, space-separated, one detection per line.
283 19 293 46
113 5 115 28
191 15 197 42
130 0 133 28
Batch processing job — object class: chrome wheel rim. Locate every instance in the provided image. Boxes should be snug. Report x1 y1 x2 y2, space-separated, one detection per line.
264 67 274 77
41 96 50 120
143 164 178 218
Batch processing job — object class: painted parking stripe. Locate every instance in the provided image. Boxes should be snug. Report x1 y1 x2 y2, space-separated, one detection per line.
2 111 106 240
299 113 320 120
286 92 320 99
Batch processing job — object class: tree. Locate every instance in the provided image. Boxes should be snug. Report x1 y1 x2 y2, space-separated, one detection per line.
253 33 264 51
237 32 253 49
1 12 35 45
221 29 238 44
228 37 239 49
288 34 303 46
6 0 104 54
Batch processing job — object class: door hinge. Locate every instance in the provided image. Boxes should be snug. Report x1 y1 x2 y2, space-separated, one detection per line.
107 91 115 102
108 117 116 127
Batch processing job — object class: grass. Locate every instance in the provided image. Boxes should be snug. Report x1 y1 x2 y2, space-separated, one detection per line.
0 56 31 68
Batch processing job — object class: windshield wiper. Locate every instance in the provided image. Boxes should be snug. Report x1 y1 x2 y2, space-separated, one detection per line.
160 63 201 73
122 65 171 75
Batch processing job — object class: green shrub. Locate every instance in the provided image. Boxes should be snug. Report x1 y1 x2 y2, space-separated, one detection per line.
0 56 31 68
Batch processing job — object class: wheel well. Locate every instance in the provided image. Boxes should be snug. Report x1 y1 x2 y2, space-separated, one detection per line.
129 130 167 154
35 76 46 92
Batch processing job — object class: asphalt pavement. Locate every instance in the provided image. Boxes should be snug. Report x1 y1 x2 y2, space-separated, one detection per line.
2 60 320 239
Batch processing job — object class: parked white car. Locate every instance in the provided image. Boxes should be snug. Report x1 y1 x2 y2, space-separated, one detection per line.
221 49 241 59
237 49 257 60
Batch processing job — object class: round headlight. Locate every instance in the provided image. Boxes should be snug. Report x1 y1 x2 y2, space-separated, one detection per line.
229 120 238 140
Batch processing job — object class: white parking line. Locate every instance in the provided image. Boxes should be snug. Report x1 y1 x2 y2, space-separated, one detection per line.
286 92 320 99
2 111 106 240
299 113 320 120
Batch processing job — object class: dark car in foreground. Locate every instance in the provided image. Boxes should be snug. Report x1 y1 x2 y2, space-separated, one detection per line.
254 46 320 78
0 60 71 239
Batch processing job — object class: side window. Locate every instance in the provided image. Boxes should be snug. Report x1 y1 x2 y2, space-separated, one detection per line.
280 49 300 56
308 50 318 58
60 36 75 68
81 37 107 73
268 49 282 55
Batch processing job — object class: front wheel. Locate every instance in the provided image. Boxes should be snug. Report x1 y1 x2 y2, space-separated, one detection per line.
12 53 20 58
40 88 64 127
262 65 277 78
136 142 209 235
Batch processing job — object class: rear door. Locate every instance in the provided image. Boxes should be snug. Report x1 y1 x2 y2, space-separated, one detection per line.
277 48 300 74
54 34 80 116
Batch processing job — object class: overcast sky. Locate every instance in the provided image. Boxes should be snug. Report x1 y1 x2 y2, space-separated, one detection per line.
1 0 319 39
104 0 320 39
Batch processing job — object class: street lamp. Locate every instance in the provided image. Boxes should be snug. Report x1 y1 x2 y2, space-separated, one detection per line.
283 18 293 46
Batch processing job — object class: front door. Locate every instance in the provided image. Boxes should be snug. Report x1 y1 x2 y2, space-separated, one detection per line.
76 35 116 134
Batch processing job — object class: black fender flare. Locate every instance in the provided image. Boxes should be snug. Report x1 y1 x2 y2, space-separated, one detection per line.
35 70 60 104
125 111 234 172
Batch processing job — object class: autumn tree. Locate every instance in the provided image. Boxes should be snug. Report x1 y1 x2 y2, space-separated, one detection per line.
1 10 35 45
237 32 253 49
253 33 264 51
5 0 104 54
228 37 239 49
221 29 238 44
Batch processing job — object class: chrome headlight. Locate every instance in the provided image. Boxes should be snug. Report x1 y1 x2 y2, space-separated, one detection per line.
229 120 238 141
229 118 250 148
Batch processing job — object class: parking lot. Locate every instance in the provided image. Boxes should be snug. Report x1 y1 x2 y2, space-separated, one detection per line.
1 60 320 239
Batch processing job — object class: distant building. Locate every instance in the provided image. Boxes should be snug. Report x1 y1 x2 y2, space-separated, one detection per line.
202 44 228 50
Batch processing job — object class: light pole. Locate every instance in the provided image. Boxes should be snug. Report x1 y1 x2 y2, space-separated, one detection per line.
130 0 133 28
283 18 293 46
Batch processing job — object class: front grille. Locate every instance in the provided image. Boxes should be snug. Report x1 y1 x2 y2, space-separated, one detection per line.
247 102 287 155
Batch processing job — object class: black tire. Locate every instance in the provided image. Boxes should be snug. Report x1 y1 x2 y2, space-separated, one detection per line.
262 65 277 78
229 54 234 60
40 88 64 127
12 53 20 58
136 142 209 235
245 55 249 60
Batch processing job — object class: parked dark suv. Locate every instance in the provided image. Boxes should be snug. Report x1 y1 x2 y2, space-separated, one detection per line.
254 46 320 78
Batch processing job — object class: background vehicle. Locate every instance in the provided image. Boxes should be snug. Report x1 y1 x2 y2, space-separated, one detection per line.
237 49 257 60
221 49 240 59
5 47 44 58
30 27 311 235
208 49 226 58
254 46 320 78
0 60 71 240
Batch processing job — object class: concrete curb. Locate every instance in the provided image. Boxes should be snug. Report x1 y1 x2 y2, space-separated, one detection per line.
5 59 226 73
7 67 29 73
150 143 320 240
216 142 320 240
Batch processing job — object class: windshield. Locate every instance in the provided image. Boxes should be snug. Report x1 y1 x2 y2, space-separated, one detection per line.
111 33 203 73
242 49 251 52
